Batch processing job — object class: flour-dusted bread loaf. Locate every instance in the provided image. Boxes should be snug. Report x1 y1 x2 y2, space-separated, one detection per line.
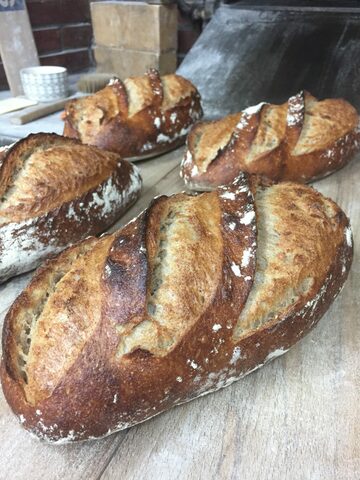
0 173 352 443
0 133 142 283
0 143 14 168
181 91 360 190
63 69 203 160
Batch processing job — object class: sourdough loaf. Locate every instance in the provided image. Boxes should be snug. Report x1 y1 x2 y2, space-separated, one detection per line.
0 133 142 283
63 69 203 160
0 173 352 442
0 143 14 168
181 91 360 190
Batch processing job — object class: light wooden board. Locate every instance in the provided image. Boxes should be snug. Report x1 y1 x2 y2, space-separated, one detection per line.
0 2 39 96
0 149 359 480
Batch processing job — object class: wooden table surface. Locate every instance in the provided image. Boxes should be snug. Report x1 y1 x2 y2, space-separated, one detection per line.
0 147 359 480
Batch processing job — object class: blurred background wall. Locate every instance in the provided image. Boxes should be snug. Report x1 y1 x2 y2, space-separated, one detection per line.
0 0 203 90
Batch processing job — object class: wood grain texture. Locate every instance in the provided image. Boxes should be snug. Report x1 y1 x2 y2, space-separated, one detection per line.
0 147 359 480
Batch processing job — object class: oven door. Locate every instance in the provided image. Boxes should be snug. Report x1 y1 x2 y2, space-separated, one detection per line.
178 1 360 117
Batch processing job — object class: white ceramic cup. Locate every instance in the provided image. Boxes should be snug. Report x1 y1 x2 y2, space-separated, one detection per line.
20 66 69 102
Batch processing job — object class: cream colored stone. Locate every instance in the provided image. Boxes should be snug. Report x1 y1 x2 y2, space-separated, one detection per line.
91 1 178 53
94 45 177 78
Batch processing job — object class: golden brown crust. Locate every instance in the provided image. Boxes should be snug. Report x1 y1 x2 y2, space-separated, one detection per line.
63 69 203 159
0 134 121 222
181 91 360 190
0 133 142 283
0 174 353 442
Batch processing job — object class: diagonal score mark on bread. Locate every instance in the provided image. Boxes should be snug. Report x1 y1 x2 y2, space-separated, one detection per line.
0 173 353 442
13 240 97 381
234 182 344 338
11 237 107 405
245 103 287 165
293 95 356 155
116 192 224 356
186 113 242 175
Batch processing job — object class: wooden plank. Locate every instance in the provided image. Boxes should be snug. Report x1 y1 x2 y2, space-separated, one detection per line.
0 1 39 96
10 98 71 125
0 148 359 480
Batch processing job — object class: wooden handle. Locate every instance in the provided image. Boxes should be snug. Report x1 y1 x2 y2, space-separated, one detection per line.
10 98 70 125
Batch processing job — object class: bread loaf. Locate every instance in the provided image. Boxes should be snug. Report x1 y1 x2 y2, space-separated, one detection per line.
0 143 14 168
181 91 360 190
0 173 352 443
63 69 203 160
0 133 142 283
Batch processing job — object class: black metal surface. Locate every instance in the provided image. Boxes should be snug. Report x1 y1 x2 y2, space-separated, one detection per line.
224 1 360 8
178 4 360 118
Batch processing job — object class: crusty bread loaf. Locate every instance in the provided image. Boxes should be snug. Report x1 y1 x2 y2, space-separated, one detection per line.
0 143 13 168
0 173 352 443
181 91 360 190
0 133 142 283
63 69 203 160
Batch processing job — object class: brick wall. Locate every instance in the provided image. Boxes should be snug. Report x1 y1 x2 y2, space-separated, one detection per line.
0 0 93 90
0 1 202 91
177 9 202 67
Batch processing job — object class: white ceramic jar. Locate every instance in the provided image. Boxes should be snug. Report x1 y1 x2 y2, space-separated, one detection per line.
20 66 68 102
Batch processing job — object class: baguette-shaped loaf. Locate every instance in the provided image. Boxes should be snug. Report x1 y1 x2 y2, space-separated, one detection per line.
181 91 360 190
63 69 203 160
0 174 352 443
0 133 142 282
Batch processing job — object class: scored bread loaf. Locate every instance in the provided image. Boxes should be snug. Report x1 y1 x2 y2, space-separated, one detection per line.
181 91 360 190
0 133 142 283
0 173 352 443
0 143 14 168
63 69 203 160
